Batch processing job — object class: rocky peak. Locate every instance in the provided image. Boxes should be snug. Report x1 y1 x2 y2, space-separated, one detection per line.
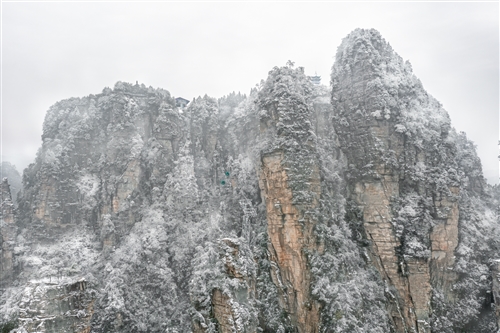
335 28 397 73
1 162 22 206
332 28 497 333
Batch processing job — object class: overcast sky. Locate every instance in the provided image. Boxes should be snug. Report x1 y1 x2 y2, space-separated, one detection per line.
1 1 498 184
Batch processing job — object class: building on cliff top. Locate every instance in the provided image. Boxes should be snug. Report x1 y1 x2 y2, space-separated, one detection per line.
175 97 190 108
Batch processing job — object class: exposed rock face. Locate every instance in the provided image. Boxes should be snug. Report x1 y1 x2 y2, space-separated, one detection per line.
1 178 16 284
352 179 420 331
18 278 95 333
331 28 493 333
429 187 459 296
8 83 194 332
211 289 236 333
192 238 257 333
332 29 428 331
260 152 320 332
406 257 432 331
257 66 323 332
492 260 500 329
1 30 499 333
208 240 256 333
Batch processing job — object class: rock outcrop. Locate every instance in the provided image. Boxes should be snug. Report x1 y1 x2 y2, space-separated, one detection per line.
332 28 495 332
257 66 323 332
192 238 257 333
492 260 500 329
259 152 321 332
18 278 95 333
429 187 460 296
1 162 22 206
1 178 16 284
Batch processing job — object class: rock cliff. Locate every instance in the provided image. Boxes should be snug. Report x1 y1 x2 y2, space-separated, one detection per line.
17 278 95 333
1 178 16 284
493 260 500 329
332 29 498 333
0 29 499 333
257 66 322 332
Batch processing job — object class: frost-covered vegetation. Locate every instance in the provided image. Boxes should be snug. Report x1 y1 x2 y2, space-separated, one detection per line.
332 28 500 332
1 29 499 333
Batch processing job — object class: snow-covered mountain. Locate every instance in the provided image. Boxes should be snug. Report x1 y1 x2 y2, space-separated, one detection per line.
1 28 499 333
